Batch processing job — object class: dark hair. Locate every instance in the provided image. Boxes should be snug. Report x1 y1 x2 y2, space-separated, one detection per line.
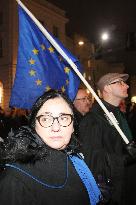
29 90 75 129
0 91 80 164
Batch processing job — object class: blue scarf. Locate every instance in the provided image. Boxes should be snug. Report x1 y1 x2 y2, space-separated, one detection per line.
69 154 101 205
5 154 101 205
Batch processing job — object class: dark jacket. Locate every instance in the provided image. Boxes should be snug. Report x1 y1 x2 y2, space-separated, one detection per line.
79 101 128 204
0 126 90 205
74 108 84 138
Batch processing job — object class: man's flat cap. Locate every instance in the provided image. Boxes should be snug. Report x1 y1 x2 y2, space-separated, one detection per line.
97 73 129 90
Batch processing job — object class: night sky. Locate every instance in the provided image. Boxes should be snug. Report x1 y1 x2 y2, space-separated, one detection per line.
47 0 136 74
48 0 136 41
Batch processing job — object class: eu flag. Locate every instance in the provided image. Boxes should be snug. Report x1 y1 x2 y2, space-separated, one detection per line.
10 5 82 109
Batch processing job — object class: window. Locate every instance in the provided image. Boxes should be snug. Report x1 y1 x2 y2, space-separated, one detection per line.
0 82 3 104
53 26 59 38
0 39 3 58
0 12 3 26
88 60 91 68
126 32 136 51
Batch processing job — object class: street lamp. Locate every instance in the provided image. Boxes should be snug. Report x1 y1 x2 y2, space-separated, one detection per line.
78 41 84 46
131 96 136 103
101 32 109 42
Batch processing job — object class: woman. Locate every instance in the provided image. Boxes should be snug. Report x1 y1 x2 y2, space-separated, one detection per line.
0 90 101 205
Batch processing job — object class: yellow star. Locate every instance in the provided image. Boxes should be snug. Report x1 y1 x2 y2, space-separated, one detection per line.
46 85 51 91
29 58 35 65
36 79 42 86
41 44 46 50
48 46 54 53
32 49 39 55
29 69 36 76
64 67 70 74
61 86 65 93
66 79 69 85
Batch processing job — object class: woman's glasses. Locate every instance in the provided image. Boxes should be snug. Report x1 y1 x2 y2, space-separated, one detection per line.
36 113 73 128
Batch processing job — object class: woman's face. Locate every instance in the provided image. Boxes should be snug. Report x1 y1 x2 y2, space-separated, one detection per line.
35 97 74 150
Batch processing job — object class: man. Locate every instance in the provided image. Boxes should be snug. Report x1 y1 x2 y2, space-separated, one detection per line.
79 73 134 205
74 88 92 136
74 88 91 116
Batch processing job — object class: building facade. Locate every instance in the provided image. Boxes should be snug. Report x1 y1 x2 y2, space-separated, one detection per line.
0 0 68 110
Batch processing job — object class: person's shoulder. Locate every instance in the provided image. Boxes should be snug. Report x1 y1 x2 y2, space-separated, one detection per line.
82 104 101 121
0 162 33 194
74 109 83 123
0 126 46 164
0 163 23 182
83 111 95 119
79 111 98 128
80 103 105 127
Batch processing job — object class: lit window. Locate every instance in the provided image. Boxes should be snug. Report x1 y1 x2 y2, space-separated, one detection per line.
83 72 86 78
53 26 59 38
88 60 91 68
0 82 3 104
88 75 91 80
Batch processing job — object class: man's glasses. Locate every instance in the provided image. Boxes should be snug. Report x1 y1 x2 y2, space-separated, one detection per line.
75 96 90 102
109 80 126 86
36 113 73 128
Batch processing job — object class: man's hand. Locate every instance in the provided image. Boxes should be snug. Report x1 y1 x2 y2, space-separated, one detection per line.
97 175 113 204
125 141 136 158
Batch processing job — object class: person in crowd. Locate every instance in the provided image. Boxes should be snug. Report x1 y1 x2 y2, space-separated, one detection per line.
0 90 101 205
74 88 92 136
74 88 92 118
79 73 136 205
119 99 127 113
127 103 136 139
1 108 28 140
7 108 28 131
125 102 136 204
0 106 5 141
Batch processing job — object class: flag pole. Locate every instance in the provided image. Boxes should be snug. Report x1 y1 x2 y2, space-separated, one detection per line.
15 0 129 144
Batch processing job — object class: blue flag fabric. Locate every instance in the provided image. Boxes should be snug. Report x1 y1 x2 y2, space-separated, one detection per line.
10 6 82 109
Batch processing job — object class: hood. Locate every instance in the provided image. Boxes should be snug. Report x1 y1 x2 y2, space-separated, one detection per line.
0 126 80 164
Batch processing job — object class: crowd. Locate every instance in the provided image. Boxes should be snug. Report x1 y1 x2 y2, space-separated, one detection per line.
0 107 28 141
0 72 136 205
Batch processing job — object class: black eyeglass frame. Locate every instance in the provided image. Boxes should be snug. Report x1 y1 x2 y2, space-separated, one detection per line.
36 113 74 128
75 96 90 101
108 80 126 85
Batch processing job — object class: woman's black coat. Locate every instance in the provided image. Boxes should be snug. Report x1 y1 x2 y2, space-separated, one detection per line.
0 126 89 205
